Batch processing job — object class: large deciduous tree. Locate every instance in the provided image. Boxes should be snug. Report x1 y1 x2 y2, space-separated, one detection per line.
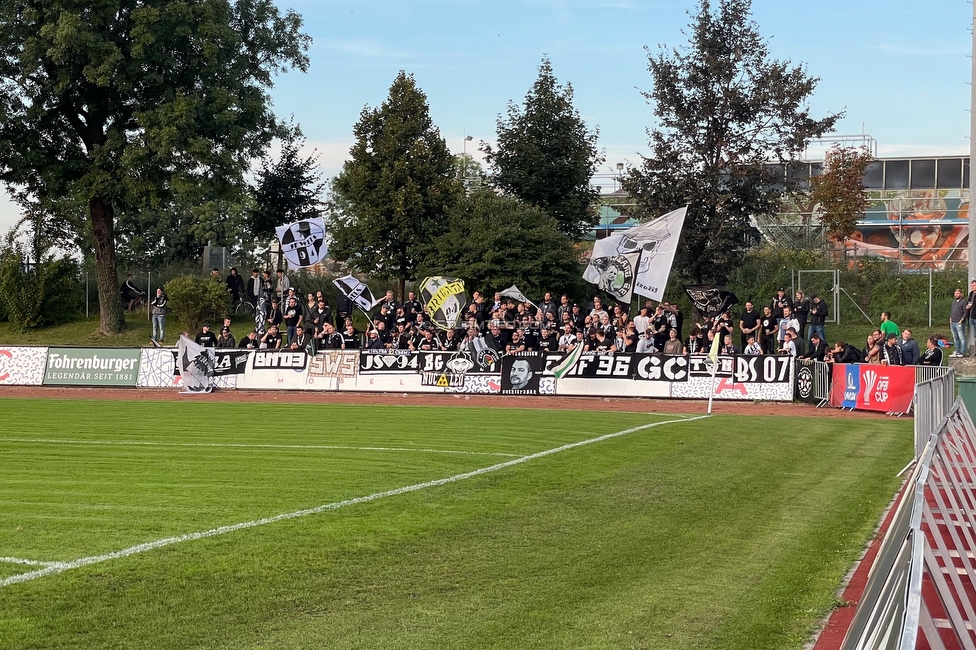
0 0 310 334
482 57 604 240
421 190 583 299
809 145 873 241
621 0 840 283
330 71 459 299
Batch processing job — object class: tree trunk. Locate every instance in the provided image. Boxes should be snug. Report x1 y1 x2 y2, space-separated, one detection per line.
89 196 126 335
398 276 406 303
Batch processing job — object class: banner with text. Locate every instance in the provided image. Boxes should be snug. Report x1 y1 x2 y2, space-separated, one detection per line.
44 348 141 387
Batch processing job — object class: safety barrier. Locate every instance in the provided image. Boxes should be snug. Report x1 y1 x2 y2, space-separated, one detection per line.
913 369 955 460
840 398 976 650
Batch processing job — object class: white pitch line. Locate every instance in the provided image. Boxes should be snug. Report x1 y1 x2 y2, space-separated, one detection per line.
0 415 707 588
0 438 519 458
0 557 58 567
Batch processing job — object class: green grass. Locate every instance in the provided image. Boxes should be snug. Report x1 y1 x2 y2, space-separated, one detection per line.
0 400 910 649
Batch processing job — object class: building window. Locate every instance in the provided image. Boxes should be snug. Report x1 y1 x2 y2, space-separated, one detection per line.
910 159 935 188
863 161 883 189
936 159 963 189
884 160 909 189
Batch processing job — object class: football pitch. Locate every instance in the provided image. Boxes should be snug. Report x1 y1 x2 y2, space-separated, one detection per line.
0 398 909 649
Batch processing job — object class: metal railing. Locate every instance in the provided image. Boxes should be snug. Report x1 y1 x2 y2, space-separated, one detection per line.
841 397 976 650
913 369 955 459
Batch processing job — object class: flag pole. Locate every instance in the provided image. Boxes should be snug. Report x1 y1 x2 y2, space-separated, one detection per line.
706 324 721 415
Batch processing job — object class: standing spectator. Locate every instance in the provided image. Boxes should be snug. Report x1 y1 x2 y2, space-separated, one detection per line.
881 333 903 366
537 326 558 352
760 306 778 355
779 331 796 357
777 306 799 349
150 288 167 346
340 323 360 349
715 310 735 340
558 324 579 352
637 328 658 353
787 327 805 357
808 295 828 344
283 297 302 344
957 286 972 357
380 289 400 314
266 298 283 331
195 323 217 348
309 299 332 335
442 328 463 352
898 329 920 365
216 326 236 348
770 287 792 320
685 327 705 355
670 302 684 339
743 335 763 355
246 269 262 307
538 292 558 323
571 304 586 332
239 330 260 349
335 292 353 325
879 312 900 340
967 279 976 351
738 301 761 350
651 305 670 351
634 307 651 335
920 336 944 366
210 267 221 282
275 269 290 302
225 267 244 305
589 296 609 321
863 331 882 364
403 291 423 322
793 291 810 338
663 328 684 355
556 295 573 326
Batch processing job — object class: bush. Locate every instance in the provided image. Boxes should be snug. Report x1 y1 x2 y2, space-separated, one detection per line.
0 242 83 331
164 275 230 334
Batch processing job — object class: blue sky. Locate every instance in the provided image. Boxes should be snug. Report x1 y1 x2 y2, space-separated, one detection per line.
1 0 972 233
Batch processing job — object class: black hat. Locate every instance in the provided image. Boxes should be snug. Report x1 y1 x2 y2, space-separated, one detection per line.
221 326 229 332
777 287 785 292
202 323 211 328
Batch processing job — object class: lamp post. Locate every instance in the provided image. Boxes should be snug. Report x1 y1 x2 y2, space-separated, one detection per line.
970 2 976 285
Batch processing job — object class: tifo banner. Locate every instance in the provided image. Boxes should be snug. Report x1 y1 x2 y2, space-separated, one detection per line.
305 350 359 391
359 350 419 373
794 360 819 404
500 353 543 395
829 363 915 413
236 350 310 390
44 347 141 387
275 217 327 268
0 346 48 385
138 347 177 387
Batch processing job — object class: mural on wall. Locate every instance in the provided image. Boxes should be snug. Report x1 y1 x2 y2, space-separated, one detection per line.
846 189 969 271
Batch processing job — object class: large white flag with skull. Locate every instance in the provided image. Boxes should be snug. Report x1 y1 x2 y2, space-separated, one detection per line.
583 206 686 303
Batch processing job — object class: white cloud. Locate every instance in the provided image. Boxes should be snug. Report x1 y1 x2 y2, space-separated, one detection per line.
315 39 413 59
875 43 968 57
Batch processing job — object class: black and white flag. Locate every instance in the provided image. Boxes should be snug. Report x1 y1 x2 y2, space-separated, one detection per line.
583 206 686 303
275 217 327 268
684 285 739 318
333 275 378 313
177 335 215 393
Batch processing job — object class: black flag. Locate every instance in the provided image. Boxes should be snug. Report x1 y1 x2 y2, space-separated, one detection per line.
684 285 739 318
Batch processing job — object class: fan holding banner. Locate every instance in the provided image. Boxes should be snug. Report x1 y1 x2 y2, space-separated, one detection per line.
583 206 687 304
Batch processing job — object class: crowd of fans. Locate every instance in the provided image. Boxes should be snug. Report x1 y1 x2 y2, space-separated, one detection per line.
167 271 940 369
